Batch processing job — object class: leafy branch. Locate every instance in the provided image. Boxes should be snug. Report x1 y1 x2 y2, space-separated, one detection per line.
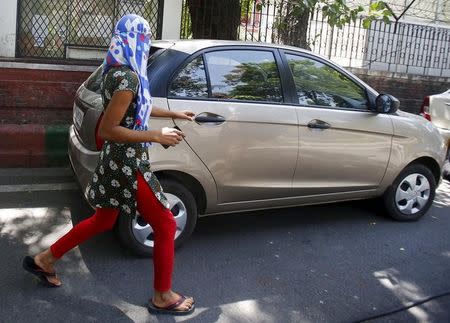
259 0 393 29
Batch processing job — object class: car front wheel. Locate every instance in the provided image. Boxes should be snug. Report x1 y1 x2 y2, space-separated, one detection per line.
383 164 436 221
117 178 198 257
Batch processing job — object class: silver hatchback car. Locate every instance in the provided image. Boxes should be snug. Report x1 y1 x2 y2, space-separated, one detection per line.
69 40 447 256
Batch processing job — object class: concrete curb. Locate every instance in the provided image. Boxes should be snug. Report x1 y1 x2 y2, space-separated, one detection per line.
45 125 70 167
0 124 69 168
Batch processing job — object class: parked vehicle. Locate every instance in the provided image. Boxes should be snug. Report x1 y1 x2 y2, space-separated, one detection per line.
69 40 447 257
420 90 450 179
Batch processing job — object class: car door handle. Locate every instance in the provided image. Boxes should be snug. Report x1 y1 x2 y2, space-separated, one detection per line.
445 102 450 106
195 113 225 124
307 119 331 130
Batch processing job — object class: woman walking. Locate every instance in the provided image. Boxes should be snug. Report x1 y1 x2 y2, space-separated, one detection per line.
23 14 195 316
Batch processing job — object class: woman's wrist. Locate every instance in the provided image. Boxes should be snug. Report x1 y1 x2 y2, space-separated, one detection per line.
145 129 161 143
168 110 178 119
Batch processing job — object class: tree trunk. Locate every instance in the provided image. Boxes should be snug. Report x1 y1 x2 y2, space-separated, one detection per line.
187 0 241 40
277 3 310 50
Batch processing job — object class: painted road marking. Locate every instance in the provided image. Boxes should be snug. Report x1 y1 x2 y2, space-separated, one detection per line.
0 183 78 193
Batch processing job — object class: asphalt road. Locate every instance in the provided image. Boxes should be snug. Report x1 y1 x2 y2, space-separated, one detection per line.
0 168 449 323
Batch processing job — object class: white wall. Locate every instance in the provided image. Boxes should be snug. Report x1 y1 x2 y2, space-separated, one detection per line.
363 21 450 77
0 0 17 58
161 0 182 39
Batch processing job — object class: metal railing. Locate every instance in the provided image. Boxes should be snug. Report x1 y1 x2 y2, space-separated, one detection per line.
180 0 450 77
16 0 164 60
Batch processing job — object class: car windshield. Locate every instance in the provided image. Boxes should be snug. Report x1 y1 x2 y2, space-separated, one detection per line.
84 45 168 94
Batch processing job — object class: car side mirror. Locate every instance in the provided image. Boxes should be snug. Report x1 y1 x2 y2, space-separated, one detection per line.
373 94 399 114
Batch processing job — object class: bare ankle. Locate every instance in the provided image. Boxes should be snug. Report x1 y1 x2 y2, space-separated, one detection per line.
36 249 58 266
154 289 174 301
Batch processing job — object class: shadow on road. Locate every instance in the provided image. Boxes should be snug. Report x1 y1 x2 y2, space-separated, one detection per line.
1 182 449 322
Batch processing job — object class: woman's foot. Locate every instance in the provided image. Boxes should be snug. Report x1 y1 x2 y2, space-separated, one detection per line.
33 249 62 286
151 290 195 314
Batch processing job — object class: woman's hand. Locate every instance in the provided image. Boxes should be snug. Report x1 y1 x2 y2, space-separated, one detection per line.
156 127 185 147
173 110 195 121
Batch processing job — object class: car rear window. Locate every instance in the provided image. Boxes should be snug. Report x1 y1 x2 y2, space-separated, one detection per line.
84 46 168 94
169 56 209 98
84 65 104 94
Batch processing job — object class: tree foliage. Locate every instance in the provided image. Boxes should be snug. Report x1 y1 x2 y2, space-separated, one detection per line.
261 0 391 28
288 58 366 107
224 62 282 101
262 0 392 48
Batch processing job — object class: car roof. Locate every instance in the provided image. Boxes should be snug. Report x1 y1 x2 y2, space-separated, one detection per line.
157 39 314 56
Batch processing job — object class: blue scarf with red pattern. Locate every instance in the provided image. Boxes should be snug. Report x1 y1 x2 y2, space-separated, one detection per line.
104 14 152 147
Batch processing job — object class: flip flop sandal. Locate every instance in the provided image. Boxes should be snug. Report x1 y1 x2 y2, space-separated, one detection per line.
22 256 61 288
147 295 195 316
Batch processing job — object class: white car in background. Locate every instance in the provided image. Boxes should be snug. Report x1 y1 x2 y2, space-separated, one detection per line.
420 90 450 179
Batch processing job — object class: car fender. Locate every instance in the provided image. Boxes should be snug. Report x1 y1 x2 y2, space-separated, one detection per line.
379 111 446 193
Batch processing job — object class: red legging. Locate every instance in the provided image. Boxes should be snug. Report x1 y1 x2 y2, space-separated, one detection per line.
50 171 176 291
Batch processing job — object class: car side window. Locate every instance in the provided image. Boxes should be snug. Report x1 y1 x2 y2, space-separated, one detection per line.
205 50 283 102
169 56 208 98
286 54 368 110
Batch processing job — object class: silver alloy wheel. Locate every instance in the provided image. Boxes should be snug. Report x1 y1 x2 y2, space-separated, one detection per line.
131 192 188 247
395 173 431 215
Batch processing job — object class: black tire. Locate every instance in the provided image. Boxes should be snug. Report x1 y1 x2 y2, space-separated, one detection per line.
383 164 436 221
116 177 198 257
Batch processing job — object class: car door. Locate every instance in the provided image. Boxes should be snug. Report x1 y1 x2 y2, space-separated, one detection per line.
167 48 299 204
282 52 393 196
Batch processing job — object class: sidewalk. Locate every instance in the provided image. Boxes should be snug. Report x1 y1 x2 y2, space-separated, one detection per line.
0 62 93 167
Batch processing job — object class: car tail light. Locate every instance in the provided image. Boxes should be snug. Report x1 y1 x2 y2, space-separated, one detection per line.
420 96 431 121
95 113 105 151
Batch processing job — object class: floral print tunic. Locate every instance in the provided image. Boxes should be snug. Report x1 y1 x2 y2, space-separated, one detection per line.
86 66 170 216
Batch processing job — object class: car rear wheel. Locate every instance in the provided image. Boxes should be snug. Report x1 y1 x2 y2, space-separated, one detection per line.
117 178 198 257
383 164 436 221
